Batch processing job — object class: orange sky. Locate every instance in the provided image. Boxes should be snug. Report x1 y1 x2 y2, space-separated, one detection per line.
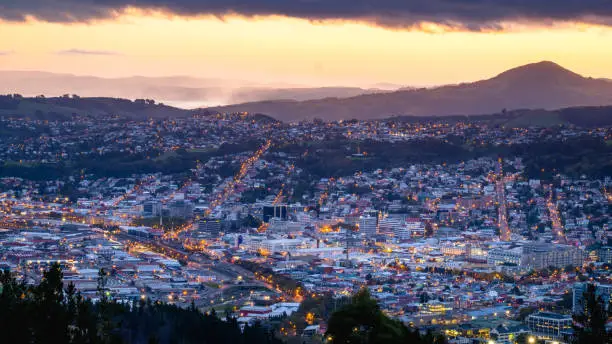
1 12 612 87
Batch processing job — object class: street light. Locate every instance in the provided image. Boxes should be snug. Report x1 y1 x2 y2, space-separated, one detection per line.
528 336 535 344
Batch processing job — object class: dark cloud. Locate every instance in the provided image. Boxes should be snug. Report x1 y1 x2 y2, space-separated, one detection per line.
2 1 612 30
56 49 123 56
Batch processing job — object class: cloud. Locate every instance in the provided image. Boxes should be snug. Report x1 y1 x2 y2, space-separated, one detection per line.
56 49 123 56
0 50 14 55
2 1 612 31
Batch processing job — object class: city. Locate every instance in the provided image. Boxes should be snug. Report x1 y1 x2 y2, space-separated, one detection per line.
0 113 610 343
2 1 612 343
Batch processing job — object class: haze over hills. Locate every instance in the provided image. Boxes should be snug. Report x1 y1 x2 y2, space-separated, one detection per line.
0 71 392 107
207 61 612 121
3 61 612 123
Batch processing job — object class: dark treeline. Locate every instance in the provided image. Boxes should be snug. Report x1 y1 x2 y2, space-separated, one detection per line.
0 264 281 344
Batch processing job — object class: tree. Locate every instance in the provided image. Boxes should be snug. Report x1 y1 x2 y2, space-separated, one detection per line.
241 214 262 228
34 263 71 344
515 333 530 344
424 222 434 238
419 292 430 304
326 288 436 344
0 264 283 344
573 284 610 344
557 292 574 311
510 285 523 296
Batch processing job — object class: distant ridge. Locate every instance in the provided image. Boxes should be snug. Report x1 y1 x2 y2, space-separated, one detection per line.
0 71 390 107
207 61 612 121
1 94 612 127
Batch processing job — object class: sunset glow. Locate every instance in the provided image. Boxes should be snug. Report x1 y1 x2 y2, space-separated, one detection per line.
2 12 612 87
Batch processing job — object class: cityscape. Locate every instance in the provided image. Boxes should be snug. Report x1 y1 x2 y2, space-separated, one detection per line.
0 113 610 343
1 1 612 344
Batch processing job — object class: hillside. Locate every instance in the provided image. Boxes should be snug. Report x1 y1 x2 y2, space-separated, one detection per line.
0 71 384 107
0 95 191 119
207 61 612 121
391 106 612 128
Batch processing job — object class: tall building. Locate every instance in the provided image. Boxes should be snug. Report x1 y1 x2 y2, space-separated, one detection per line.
359 215 378 236
572 282 612 315
198 217 221 234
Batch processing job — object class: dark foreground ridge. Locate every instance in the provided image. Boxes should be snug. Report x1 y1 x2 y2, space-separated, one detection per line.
0 263 282 344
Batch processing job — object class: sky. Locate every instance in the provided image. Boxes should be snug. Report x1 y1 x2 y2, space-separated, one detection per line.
2 2 612 88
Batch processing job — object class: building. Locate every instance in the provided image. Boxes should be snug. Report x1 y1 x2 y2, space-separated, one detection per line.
247 238 313 254
526 312 572 340
488 247 522 266
168 200 194 219
143 201 162 217
198 218 221 233
597 246 612 264
521 243 583 270
572 282 612 315
404 218 425 237
359 215 378 236
378 216 402 235
490 325 529 344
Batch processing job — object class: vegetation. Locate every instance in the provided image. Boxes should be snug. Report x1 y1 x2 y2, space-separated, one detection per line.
0 264 281 344
276 135 612 180
573 284 611 344
325 289 446 344
0 139 265 180
0 94 190 119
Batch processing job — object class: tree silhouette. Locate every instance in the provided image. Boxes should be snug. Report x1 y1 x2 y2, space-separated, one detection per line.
573 284 610 344
326 288 444 344
0 264 282 344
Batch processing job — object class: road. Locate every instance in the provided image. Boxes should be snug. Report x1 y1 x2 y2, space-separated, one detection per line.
546 186 566 243
496 159 511 242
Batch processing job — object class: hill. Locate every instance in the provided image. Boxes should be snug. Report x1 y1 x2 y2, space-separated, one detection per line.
0 95 191 119
207 61 612 121
0 95 278 122
0 71 384 107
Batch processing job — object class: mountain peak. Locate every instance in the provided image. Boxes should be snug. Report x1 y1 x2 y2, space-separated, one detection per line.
492 60 584 84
